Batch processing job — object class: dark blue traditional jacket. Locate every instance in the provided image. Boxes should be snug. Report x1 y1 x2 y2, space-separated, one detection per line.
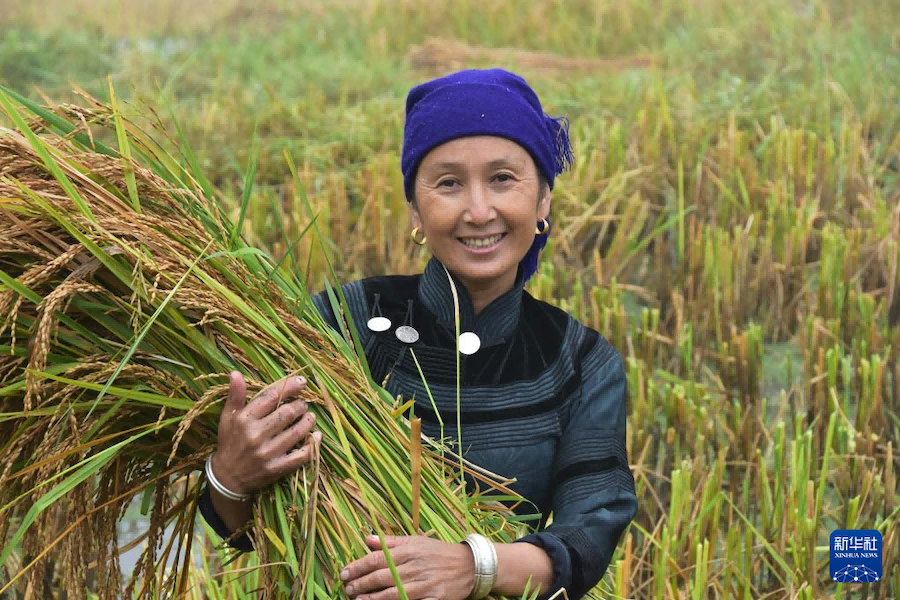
200 257 638 599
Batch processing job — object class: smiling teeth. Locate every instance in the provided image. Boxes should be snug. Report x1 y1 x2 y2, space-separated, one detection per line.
462 234 502 249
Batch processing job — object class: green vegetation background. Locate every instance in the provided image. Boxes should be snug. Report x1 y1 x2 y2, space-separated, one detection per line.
2 0 898 598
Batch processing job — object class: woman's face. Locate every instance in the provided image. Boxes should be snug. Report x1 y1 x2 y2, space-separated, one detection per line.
411 136 550 293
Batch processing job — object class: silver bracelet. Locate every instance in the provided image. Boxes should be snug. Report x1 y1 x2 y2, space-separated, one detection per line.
205 455 251 502
463 533 498 600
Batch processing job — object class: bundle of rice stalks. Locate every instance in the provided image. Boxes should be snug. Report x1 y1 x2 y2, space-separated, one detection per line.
0 87 566 599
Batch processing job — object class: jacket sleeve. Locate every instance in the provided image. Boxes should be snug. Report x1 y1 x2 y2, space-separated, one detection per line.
516 343 638 600
197 486 255 552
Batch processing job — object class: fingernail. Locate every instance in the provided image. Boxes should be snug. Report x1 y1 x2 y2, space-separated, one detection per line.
296 376 306 384
345 584 354 595
340 569 349 581
313 431 322 443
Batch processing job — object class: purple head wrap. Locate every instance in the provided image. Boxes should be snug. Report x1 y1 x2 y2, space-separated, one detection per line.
400 68 574 281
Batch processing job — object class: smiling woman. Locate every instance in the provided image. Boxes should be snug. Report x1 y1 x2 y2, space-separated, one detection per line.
199 68 638 600
410 136 551 314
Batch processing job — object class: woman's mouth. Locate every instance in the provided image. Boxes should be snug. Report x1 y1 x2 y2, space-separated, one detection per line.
459 233 506 252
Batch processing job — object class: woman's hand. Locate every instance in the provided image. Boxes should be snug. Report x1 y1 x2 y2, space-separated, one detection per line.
211 371 321 496
340 535 476 600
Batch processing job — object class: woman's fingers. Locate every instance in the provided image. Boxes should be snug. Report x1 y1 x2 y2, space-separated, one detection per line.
344 565 409 598
264 410 316 456
259 398 309 433
352 585 430 600
220 371 248 429
342 536 475 600
212 373 321 493
244 375 307 420
342 544 410 585
364 535 409 550
268 431 322 478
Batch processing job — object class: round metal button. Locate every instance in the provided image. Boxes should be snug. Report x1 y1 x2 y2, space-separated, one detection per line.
367 316 391 332
458 331 481 355
395 325 420 344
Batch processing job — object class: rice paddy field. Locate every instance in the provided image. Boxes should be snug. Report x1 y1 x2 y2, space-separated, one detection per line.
1 0 899 598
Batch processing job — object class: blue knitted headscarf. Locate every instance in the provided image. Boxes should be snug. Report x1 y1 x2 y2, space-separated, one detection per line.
400 68 574 281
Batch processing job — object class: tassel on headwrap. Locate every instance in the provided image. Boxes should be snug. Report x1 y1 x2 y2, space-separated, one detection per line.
400 68 575 281
549 115 575 176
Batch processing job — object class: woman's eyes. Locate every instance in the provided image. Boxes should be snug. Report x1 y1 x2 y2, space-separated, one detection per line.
436 174 516 188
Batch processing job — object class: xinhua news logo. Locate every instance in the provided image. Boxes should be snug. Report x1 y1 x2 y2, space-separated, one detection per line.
830 529 882 583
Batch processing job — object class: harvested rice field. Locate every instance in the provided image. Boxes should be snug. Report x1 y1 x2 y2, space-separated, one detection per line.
0 1 898 598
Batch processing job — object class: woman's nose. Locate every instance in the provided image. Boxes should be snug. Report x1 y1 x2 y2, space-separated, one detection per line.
463 185 496 224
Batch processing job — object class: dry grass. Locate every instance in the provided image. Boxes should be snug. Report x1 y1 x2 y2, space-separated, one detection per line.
407 37 656 75
0 0 342 36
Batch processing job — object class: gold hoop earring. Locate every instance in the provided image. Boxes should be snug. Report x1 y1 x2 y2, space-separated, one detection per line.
410 227 427 245
535 219 549 235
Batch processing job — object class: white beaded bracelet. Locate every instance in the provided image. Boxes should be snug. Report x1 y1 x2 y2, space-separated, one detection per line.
462 533 498 600
205 455 251 502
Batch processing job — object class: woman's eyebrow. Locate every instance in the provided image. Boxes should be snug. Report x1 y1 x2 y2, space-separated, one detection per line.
425 156 525 173
485 157 527 170
426 161 465 172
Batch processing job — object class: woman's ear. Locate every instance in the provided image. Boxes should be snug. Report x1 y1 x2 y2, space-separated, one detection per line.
537 183 552 220
409 200 423 230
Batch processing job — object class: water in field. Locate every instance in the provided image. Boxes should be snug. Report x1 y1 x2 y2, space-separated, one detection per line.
117 497 208 579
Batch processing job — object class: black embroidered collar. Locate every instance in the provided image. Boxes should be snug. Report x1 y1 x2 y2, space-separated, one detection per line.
416 256 526 347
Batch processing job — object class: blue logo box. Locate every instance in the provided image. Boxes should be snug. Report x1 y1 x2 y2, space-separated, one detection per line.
830 529 882 583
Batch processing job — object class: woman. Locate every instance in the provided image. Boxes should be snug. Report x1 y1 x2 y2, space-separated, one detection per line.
199 68 638 600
